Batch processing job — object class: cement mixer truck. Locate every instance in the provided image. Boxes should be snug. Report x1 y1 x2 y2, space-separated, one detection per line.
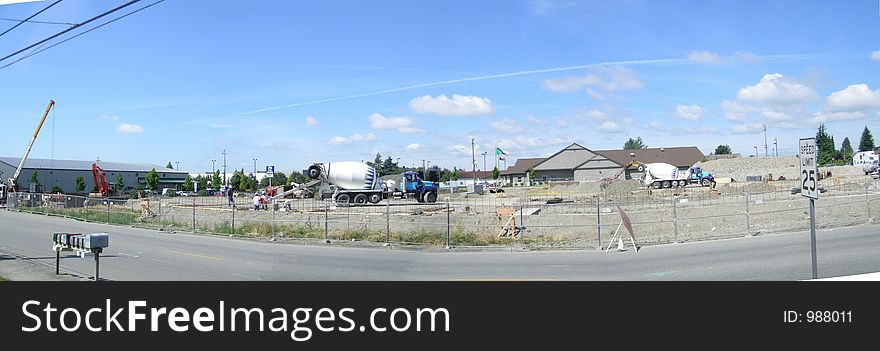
306 161 439 204
640 163 714 189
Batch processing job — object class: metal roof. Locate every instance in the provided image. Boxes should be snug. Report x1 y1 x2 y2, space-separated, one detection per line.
500 158 546 175
595 147 705 168
0 156 187 174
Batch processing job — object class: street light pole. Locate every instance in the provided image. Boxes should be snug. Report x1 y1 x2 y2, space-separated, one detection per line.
754 146 758 158
253 158 257 175
174 161 180 170
222 150 227 187
481 152 487 171
211 159 216 175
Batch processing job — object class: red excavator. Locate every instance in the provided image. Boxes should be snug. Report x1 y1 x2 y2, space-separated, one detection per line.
91 163 110 197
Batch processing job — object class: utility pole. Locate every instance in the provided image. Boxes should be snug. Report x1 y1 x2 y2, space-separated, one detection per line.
481 151 487 171
174 161 180 170
774 138 778 157
471 138 476 181
763 124 769 157
754 146 758 158
253 158 257 175
222 149 227 187
211 159 216 175
422 159 426 173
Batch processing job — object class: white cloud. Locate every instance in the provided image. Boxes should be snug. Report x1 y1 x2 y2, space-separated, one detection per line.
100 114 119 121
326 133 378 145
369 113 422 133
688 50 723 64
871 50 880 61
646 121 666 132
490 118 524 134
496 135 571 151
811 111 867 123
670 126 719 135
734 50 761 63
823 84 880 113
447 144 477 155
761 110 792 122
737 73 819 106
409 94 495 116
116 123 144 133
675 104 703 121
405 143 421 151
731 122 765 134
720 99 755 121
541 66 643 97
305 116 319 126
595 120 623 133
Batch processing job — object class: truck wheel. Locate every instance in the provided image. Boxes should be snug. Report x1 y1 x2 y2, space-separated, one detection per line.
651 181 661 189
307 165 322 179
662 180 671 188
701 179 710 186
679 181 687 188
424 192 437 203
353 194 367 204
336 194 350 204
368 194 381 204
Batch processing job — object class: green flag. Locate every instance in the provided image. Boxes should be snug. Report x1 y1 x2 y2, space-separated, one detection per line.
495 147 507 156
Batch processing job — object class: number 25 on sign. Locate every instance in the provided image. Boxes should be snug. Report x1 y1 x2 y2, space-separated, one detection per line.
799 138 818 199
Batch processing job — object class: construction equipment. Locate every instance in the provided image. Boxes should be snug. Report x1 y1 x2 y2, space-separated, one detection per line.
90 163 110 197
641 163 715 189
306 161 439 204
6 100 55 193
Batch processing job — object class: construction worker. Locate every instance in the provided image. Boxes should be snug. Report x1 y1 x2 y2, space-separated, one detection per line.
227 188 234 207
252 192 261 211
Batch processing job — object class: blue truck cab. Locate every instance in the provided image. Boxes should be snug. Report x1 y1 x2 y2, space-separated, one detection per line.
688 166 715 186
402 171 439 203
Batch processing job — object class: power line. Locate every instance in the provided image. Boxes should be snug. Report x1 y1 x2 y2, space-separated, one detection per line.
0 0 165 71
0 17 78 26
0 0 64 38
0 0 141 64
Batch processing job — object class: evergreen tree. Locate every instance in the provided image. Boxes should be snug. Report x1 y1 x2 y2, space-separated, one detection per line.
624 137 647 150
212 170 222 189
492 166 500 180
816 124 836 166
714 145 732 155
183 175 193 191
75 176 86 193
859 126 875 152
381 156 397 176
145 169 160 190
29 170 39 186
166 162 173 169
115 174 125 193
840 137 854 164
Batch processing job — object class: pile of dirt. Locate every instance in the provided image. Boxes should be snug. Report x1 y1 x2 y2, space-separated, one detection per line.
698 156 801 181
548 181 601 195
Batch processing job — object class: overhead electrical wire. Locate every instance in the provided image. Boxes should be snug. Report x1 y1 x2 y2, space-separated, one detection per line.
0 18 77 26
0 0 142 64
0 0 64 38
0 0 165 71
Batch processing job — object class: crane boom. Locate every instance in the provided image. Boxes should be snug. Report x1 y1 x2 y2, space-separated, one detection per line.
8 100 55 192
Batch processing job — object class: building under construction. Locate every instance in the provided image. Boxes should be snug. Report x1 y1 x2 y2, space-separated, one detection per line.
0 157 187 194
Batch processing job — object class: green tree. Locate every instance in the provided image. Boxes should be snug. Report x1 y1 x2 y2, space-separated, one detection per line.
528 166 536 180
212 170 222 189
145 168 160 190
74 176 86 193
29 170 39 186
492 166 500 180
289 170 308 185
714 145 732 155
381 156 399 176
426 166 440 182
859 126 875 152
261 172 288 187
183 175 193 191
816 124 836 166
624 137 647 150
230 169 243 190
51 186 63 194
367 153 383 174
166 162 173 169
840 137 854 164
451 167 460 181
115 174 125 194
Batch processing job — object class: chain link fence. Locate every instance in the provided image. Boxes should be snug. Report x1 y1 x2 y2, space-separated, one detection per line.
6 177 879 250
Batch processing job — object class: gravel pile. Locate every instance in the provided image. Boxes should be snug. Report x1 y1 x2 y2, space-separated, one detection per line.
697 156 863 181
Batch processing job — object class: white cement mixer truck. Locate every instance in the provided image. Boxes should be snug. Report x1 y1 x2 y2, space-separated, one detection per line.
306 161 439 204
640 162 715 189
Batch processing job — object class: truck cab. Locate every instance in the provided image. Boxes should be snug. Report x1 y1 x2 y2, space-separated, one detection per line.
401 171 439 203
688 166 714 186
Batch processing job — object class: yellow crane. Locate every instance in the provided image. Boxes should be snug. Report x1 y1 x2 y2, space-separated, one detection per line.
7 100 55 192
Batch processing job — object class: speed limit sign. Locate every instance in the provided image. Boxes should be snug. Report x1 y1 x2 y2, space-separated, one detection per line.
799 138 818 199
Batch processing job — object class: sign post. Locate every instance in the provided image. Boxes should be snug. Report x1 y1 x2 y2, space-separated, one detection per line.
266 165 275 187
799 138 819 279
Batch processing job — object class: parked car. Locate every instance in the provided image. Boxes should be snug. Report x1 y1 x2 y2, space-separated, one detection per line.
176 191 196 196
863 162 879 175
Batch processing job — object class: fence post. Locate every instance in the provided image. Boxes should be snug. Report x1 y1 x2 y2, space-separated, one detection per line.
324 203 329 243
866 182 872 223
446 202 451 249
672 194 678 243
596 197 601 250
745 192 752 236
157 196 162 230
385 202 390 245
271 200 276 240
106 198 110 223
192 197 196 234
231 199 235 236
519 204 525 250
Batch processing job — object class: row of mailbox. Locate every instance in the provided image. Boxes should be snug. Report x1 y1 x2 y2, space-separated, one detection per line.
52 232 109 250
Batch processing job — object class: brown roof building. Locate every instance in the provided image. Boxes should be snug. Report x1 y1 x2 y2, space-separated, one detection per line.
596 147 705 168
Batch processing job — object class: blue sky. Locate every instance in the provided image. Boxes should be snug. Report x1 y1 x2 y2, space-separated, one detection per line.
1 0 879 174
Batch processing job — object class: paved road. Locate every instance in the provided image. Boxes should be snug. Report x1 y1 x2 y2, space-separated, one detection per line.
1 210 878 281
